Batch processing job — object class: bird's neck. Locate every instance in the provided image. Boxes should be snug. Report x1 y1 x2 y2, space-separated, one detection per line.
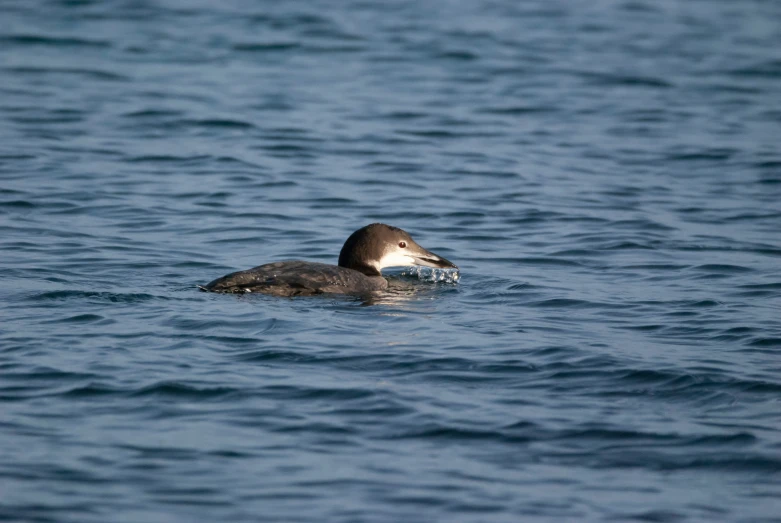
340 260 381 277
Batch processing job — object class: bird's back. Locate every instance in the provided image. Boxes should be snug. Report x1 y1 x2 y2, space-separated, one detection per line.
201 261 387 296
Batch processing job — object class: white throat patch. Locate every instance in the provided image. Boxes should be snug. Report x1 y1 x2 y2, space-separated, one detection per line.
376 250 416 270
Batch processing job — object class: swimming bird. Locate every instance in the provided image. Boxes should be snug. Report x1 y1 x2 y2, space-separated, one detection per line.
199 223 457 296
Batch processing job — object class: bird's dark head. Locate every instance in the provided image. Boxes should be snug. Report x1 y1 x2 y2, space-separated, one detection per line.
338 223 457 277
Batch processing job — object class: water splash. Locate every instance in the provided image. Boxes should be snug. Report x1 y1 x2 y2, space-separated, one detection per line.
401 266 461 284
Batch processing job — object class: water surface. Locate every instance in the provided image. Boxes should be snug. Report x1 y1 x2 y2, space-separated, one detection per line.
2 0 781 521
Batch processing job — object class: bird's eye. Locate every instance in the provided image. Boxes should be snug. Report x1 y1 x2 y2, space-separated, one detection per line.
398 241 407 248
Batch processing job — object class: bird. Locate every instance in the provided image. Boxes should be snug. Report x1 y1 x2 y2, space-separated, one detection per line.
199 223 457 296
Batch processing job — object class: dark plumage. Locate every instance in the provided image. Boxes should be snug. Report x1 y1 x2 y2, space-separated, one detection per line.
200 223 457 296
200 261 387 296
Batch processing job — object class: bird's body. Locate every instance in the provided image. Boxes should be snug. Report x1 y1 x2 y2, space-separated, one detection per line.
200 223 456 296
200 260 387 296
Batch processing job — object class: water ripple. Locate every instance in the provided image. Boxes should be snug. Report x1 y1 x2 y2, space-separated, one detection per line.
2 0 781 521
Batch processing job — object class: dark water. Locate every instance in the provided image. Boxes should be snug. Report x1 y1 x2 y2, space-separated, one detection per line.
2 0 781 521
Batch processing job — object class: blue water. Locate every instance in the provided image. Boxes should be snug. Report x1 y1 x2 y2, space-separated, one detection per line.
2 0 781 521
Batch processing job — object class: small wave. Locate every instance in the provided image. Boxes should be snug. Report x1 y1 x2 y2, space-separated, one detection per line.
260 385 375 401
233 349 319 363
41 313 107 324
30 290 168 303
611 219 676 231
131 382 242 400
0 34 110 48
747 337 781 348
122 109 183 118
4 65 128 81
579 71 673 88
623 263 689 271
692 264 754 274
478 105 556 115
181 118 255 129
247 12 334 29
666 149 736 162
232 42 301 52
739 282 781 290
62 383 123 398
0 200 36 209
602 241 655 250
527 298 623 309
126 154 211 163
511 257 583 267
386 424 534 444
436 50 479 61
727 59 781 78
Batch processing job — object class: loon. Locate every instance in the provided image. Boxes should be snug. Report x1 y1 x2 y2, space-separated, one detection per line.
200 223 457 296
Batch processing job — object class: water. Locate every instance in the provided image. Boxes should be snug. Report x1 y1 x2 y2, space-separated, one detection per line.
2 0 781 520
